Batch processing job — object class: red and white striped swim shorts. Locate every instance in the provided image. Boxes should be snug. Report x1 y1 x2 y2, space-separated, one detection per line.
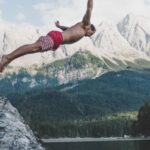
38 35 54 52
38 31 63 52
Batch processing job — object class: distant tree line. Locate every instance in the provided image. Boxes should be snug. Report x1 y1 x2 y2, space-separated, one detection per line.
136 102 150 137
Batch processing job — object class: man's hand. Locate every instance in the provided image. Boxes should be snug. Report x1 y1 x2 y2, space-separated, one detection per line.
55 21 60 27
55 21 69 31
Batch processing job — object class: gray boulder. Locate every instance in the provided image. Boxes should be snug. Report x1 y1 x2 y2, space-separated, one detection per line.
0 97 45 150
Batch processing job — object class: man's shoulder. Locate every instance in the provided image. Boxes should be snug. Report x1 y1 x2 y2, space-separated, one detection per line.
79 21 91 28
70 22 89 31
76 22 90 28
72 22 85 29
75 22 83 26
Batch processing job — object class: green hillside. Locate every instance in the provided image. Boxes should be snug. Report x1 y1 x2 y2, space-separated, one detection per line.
4 70 150 137
1 51 150 137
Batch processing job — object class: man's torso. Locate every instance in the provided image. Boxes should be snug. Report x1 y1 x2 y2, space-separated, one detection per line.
62 22 88 44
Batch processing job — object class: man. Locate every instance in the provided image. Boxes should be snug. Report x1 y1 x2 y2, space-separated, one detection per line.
0 0 96 72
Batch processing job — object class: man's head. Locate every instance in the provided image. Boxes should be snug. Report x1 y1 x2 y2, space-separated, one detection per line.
85 24 96 37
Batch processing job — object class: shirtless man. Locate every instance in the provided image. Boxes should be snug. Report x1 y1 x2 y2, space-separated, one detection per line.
0 0 96 72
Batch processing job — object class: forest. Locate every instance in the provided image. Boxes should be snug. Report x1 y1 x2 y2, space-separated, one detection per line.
1 70 150 137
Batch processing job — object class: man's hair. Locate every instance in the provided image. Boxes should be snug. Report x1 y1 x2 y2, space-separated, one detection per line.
91 24 96 32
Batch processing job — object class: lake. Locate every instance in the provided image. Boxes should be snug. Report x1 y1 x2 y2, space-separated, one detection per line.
42 138 150 150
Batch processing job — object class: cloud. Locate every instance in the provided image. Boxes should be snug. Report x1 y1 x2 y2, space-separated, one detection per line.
16 4 24 10
33 0 150 28
0 10 2 15
144 0 150 4
16 12 26 21
0 0 4 4
0 0 4 19
33 0 75 28
33 0 88 28
0 0 149 27
92 0 150 24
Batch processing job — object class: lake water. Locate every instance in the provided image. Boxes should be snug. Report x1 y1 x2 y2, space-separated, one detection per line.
42 139 150 150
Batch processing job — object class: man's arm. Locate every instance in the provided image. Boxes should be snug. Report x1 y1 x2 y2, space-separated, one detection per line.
82 0 93 26
55 21 69 31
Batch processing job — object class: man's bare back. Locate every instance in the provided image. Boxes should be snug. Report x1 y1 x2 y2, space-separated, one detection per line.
0 0 95 73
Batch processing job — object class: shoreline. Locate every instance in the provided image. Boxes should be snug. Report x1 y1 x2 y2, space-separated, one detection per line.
42 137 150 143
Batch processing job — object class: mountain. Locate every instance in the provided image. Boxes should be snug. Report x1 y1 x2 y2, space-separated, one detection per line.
0 14 150 95
91 21 150 71
0 51 108 93
0 97 44 150
37 51 108 84
9 70 150 121
0 14 150 77
1 50 150 93
3 70 149 138
118 13 150 55
93 21 146 59
1 14 150 138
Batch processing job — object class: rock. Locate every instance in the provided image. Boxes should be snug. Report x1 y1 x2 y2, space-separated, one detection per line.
0 97 45 150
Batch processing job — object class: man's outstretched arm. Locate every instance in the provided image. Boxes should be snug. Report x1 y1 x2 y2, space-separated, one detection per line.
55 21 69 31
82 0 93 26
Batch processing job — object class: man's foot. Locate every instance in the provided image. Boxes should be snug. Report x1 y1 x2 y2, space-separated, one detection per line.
0 55 10 73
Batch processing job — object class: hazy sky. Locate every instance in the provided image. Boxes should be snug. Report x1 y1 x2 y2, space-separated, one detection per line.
0 0 150 28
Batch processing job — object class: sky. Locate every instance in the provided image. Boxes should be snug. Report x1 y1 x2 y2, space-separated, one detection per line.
0 0 150 28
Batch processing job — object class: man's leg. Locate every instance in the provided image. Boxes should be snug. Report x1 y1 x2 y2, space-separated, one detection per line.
0 41 42 72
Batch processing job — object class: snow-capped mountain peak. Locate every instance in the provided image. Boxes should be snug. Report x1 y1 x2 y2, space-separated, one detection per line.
118 13 150 55
92 20 148 61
